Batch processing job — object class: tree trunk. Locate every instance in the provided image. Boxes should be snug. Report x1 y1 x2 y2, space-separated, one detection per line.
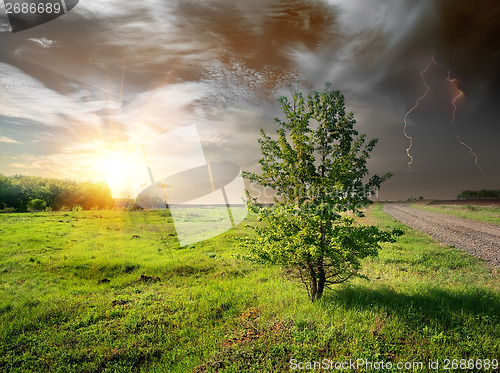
306 259 326 302
316 260 326 300
306 260 318 302
315 218 326 301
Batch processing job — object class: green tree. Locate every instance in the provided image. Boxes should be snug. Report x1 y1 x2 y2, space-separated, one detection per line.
241 84 402 302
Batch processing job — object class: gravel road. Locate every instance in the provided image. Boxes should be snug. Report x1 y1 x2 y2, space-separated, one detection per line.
383 204 500 267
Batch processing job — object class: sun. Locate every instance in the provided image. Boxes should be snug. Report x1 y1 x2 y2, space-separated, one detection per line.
94 150 137 198
102 156 130 195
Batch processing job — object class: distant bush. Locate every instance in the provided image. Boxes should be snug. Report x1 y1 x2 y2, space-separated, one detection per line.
0 207 16 213
72 204 83 212
457 189 500 200
27 198 47 212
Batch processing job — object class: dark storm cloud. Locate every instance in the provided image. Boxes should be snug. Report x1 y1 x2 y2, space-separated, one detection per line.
296 1 500 98
0 0 340 107
434 0 500 90
174 0 339 68
289 0 500 199
358 0 500 102
72 0 340 100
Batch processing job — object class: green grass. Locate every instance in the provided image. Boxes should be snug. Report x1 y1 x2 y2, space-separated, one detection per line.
0 206 498 372
410 203 500 225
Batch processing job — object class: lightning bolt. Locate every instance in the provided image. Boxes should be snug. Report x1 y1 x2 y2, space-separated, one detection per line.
403 52 486 180
403 57 433 180
447 83 487 177
450 89 463 123
433 58 486 177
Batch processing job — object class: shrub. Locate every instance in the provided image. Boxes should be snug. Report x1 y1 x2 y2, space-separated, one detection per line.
27 198 47 212
0 207 16 213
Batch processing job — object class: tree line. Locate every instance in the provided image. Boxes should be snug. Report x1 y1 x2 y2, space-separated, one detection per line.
0 174 114 212
457 189 500 200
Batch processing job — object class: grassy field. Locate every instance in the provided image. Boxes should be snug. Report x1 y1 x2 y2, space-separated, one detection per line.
0 206 498 372
410 203 500 225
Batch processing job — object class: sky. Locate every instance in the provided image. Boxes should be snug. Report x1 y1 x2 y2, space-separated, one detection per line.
0 0 499 200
